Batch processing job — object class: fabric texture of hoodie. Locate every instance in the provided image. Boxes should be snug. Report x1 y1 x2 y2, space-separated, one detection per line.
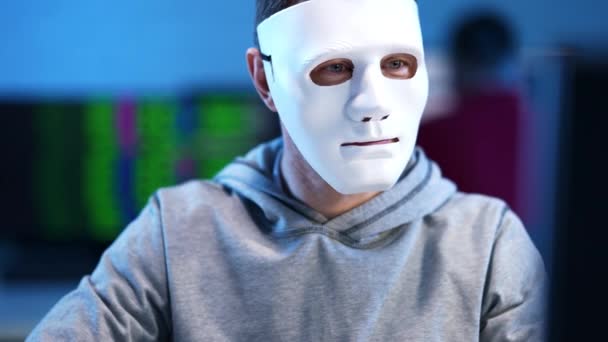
28 138 546 341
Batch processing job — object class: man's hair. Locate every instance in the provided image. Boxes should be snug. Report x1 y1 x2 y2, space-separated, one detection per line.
254 0 304 47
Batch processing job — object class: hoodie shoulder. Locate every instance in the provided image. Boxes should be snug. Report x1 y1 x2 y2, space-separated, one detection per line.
154 179 241 218
428 191 514 240
445 192 510 215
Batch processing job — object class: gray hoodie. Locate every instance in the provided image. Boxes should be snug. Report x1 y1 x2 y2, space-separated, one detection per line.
28 138 546 341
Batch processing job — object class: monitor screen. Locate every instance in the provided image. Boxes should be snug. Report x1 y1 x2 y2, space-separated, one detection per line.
548 51 607 341
0 92 279 280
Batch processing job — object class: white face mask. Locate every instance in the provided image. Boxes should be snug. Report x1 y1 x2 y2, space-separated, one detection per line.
257 0 429 194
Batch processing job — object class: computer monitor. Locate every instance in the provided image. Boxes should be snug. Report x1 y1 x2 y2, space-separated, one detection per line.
0 91 279 280
548 50 607 341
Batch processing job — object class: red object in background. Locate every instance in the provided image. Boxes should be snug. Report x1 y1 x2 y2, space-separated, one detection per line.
417 85 529 222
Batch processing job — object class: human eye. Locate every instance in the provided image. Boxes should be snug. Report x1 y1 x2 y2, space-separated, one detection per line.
381 54 418 79
325 63 348 73
310 58 354 86
387 60 404 69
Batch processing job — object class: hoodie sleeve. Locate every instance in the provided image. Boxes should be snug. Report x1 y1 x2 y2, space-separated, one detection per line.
479 209 547 342
27 196 171 341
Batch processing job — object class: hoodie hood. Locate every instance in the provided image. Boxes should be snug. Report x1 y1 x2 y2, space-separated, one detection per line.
214 138 456 245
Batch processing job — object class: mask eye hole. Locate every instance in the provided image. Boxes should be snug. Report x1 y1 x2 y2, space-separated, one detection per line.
310 58 354 86
381 53 418 79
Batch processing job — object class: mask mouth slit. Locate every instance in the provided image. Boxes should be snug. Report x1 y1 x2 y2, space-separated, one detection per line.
341 137 400 147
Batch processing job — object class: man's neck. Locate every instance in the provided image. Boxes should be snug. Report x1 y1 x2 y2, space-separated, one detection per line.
279 131 380 219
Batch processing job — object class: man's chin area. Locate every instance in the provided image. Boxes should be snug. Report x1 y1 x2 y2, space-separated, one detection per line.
324 160 406 195
330 178 397 195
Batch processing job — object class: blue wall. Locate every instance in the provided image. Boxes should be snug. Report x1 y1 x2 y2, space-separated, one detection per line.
419 0 608 46
0 0 606 95
0 1 255 94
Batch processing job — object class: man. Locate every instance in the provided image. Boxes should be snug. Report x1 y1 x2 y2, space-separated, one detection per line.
29 0 546 341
